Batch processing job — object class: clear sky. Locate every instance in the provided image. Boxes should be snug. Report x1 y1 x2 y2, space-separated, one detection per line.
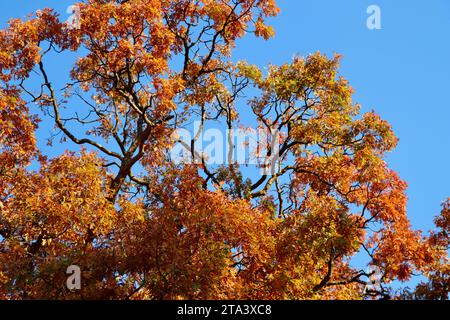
1 1 449 244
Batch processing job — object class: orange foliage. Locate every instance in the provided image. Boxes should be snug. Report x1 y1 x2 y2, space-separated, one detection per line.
0 0 446 300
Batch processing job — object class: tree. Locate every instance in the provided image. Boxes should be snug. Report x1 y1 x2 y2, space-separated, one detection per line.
0 0 446 299
401 200 450 300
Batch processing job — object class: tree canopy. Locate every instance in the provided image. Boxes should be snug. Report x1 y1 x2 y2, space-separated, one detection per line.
0 0 448 299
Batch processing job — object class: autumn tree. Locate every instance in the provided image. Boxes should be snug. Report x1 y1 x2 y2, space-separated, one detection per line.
0 0 446 299
399 200 450 300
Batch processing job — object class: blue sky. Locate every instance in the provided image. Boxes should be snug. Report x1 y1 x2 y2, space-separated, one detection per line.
1 0 449 253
